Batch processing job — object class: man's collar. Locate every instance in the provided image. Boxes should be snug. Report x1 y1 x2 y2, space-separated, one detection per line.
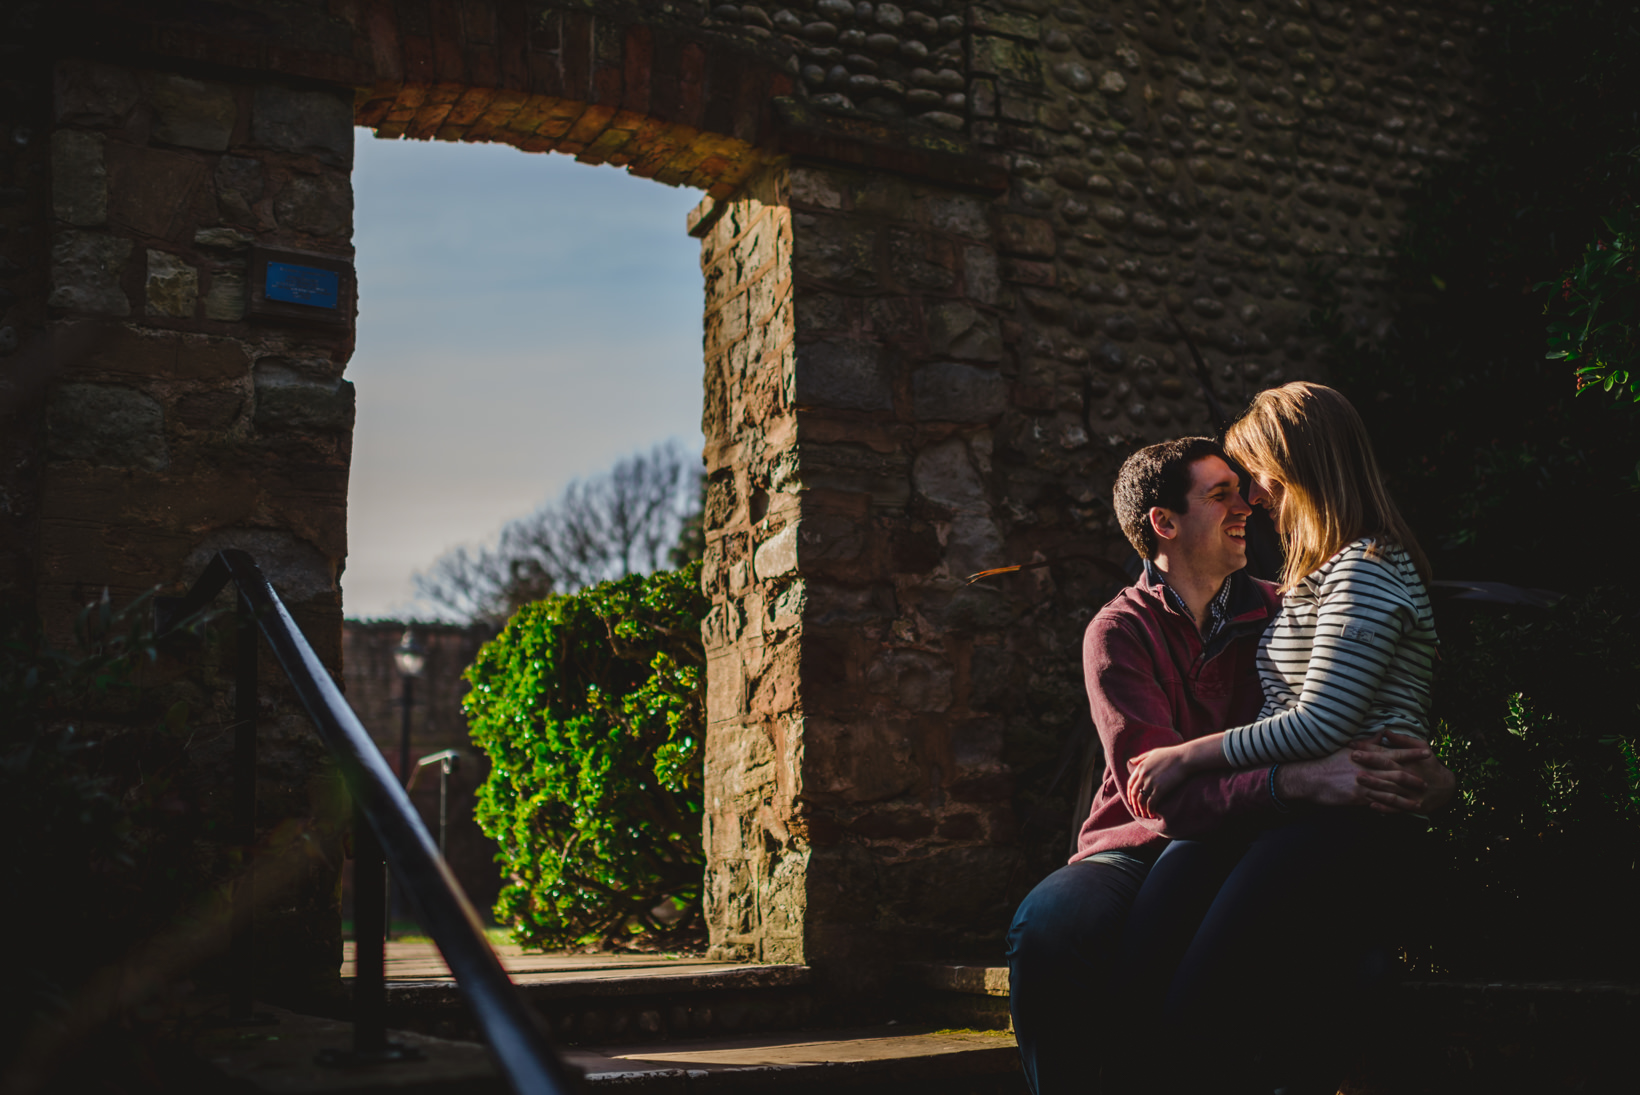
1140 559 1269 632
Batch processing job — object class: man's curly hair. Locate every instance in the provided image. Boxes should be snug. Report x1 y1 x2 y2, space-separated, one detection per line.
1113 437 1227 559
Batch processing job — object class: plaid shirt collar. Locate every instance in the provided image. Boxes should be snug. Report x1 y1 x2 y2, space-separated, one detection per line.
1143 558 1235 643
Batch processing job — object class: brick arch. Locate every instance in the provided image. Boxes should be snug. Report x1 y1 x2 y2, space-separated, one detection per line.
351 8 787 196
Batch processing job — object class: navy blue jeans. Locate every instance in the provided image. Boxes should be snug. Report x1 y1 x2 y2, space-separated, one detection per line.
1007 810 1403 1095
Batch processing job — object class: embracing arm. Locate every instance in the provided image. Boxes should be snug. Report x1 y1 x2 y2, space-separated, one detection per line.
1085 616 1275 838
1220 550 1417 767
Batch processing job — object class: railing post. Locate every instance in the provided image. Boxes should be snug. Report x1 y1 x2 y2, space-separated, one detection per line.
229 590 257 1021
352 801 388 1055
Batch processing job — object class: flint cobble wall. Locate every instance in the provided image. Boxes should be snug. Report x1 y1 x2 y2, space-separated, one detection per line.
13 0 1489 988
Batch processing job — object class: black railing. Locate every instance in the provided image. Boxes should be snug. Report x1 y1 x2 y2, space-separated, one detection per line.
158 550 575 1095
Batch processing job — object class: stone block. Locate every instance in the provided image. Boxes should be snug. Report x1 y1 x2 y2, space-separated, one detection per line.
996 214 1056 258
204 270 246 322
106 143 209 239
789 166 845 210
143 72 236 152
793 339 893 412
145 250 198 318
912 362 1007 422
913 437 986 510
253 361 356 433
54 59 139 126
56 321 250 380
173 388 244 429
797 444 912 508
864 649 954 713
925 301 1003 360
274 173 353 239
793 218 877 290
926 195 990 240
46 383 167 470
969 36 1042 84
49 231 132 316
964 246 1000 304
181 528 337 603
51 130 107 226
252 85 354 167
215 156 265 224
753 524 798 579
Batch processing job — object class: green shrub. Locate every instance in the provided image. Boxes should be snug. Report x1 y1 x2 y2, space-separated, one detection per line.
1412 588 1640 977
463 563 707 949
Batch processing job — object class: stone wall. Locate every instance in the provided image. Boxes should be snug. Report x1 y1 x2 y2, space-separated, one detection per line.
19 0 1490 990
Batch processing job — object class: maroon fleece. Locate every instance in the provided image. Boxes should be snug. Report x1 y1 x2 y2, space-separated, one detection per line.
1071 567 1283 861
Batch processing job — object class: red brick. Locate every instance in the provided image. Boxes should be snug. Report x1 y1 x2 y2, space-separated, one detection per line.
678 41 705 127
463 87 527 141
560 102 615 152
458 0 495 44
532 97 588 141
496 0 528 88
430 0 466 82
622 25 652 114
446 85 495 126
401 33 435 82
365 0 404 81
466 42 498 88
561 10 592 100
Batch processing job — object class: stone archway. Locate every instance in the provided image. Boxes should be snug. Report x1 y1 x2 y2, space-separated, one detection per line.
16 0 1487 995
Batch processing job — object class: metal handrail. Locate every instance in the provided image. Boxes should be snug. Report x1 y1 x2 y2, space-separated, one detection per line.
159 549 574 1095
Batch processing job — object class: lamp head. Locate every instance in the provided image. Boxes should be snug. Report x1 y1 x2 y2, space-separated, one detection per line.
393 627 426 678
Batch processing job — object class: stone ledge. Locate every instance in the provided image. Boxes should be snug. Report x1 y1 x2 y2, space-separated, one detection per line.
376 964 812 1007
584 1026 1019 1093
194 1007 1018 1095
901 962 1011 998
907 962 1640 1014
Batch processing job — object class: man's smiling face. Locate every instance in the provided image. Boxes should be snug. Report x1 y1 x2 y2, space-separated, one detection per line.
1151 455 1252 581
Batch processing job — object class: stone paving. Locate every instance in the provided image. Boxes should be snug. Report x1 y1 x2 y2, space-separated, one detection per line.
339 941 733 983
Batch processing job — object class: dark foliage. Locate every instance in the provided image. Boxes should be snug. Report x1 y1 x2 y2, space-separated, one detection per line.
0 593 218 1077
1319 0 1640 587
1415 589 1640 978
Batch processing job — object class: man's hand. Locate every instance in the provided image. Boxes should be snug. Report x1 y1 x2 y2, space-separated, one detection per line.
1274 749 1382 808
1275 733 1455 813
1352 731 1456 814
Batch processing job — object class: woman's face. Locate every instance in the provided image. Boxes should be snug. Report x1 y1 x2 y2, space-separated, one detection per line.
1247 472 1286 521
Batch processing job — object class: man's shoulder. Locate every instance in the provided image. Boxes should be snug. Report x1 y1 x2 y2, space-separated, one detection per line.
1084 584 1166 650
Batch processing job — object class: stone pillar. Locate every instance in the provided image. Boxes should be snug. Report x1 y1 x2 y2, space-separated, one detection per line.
695 164 808 964
41 58 360 998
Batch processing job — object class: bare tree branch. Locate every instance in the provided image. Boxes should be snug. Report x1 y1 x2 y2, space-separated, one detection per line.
413 440 703 625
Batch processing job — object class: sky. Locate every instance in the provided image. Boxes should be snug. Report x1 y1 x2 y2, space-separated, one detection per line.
343 134 707 620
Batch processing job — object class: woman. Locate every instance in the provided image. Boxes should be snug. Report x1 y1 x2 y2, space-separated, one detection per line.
1125 381 1438 815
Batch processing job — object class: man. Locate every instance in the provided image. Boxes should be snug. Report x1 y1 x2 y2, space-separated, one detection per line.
1007 437 1454 1095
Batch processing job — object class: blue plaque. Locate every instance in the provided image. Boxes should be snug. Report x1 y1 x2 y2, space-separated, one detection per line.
265 262 341 309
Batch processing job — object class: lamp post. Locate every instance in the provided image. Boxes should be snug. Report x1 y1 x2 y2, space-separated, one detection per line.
388 627 425 937
392 628 426 786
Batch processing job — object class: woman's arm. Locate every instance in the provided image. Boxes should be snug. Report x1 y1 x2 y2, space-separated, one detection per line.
1124 732 1228 820
1220 548 1416 767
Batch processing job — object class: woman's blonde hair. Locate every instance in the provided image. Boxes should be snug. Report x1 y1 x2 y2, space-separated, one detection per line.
1224 381 1430 592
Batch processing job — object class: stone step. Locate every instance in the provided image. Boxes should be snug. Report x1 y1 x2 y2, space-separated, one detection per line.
901 962 1640 1093
194 1005 1024 1095
341 943 815 1045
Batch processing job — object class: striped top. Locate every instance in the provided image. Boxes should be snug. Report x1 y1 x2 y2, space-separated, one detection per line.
1221 537 1438 768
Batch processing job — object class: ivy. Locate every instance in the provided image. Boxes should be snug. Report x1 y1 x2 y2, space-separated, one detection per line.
463 564 706 949
1542 206 1640 412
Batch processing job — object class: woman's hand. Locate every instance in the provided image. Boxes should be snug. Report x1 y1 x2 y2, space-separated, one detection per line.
1125 745 1191 820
